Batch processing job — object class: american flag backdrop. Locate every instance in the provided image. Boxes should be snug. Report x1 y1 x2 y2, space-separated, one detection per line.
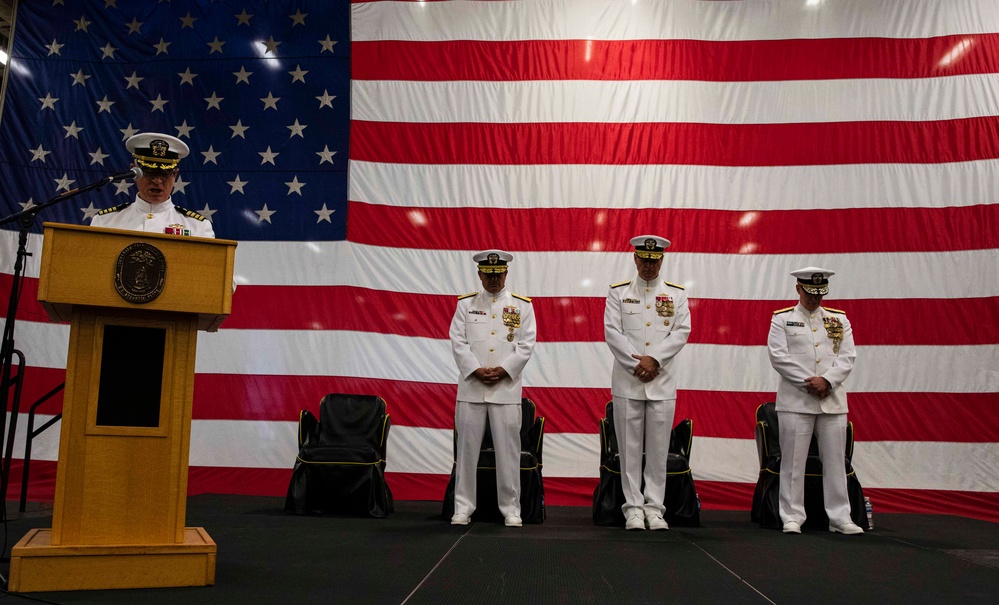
3 0 999 521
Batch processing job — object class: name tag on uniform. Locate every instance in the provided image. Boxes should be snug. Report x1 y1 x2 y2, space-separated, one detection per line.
469 310 486 316
786 321 804 327
622 298 641 304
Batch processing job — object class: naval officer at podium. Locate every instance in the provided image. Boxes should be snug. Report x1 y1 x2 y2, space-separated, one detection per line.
91 132 214 238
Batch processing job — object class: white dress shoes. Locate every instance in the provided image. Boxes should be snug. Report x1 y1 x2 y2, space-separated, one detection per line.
782 521 801 534
451 513 470 526
830 522 865 535
625 512 646 530
504 516 523 527
646 514 669 531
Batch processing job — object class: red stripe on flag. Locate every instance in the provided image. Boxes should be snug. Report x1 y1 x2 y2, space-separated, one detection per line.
347 202 999 254
353 35 999 82
0 274 51 324
351 118 999 166
223 287 999 347
9 278 996 347
189 372 999 442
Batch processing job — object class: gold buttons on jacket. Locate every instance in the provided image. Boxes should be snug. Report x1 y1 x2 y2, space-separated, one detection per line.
814 343 819 347
489 347 494 352
491 331 495 335
646 305 651 309
147 214 154 219
646 322 651 327
645 341 651 346
664 320 670 326
492 314 496 318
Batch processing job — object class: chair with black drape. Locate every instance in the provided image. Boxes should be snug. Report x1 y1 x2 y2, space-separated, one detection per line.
592 400 700 527
751 401 869 530
285 393 394 518
441 397 546 523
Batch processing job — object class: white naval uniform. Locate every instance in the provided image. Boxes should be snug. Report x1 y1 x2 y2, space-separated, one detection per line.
449 287 537 519
91 196 215 238
604 278 691 518
768 303 857 526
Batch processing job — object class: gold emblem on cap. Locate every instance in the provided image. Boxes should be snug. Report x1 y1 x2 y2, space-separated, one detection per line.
644 239 656 250
150 139 169 157
487 253 499 265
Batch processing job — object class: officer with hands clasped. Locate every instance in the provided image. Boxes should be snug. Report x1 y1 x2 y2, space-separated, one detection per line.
449 250 537 528
768 267 864 535
604 235 691 531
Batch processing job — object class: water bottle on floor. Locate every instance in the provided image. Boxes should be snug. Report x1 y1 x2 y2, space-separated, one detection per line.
864 496 874 530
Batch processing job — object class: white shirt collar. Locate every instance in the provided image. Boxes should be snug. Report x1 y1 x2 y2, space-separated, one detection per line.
132 196 173 214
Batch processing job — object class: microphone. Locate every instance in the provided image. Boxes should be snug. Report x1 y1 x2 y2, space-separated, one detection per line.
107 166 143 183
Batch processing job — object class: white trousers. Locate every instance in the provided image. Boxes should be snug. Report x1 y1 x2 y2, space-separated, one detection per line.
454 400 522 518
613 396 675 518
777 411 852 526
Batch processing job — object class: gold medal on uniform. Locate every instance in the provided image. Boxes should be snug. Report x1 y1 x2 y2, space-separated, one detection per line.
502 306 521 328
507 326 515 342
823 317 844 354
655 295 674 317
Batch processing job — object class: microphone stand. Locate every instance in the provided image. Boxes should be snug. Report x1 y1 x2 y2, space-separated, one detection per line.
0 175 118 589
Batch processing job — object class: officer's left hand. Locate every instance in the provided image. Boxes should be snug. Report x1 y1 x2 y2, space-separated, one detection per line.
631 354 660 382
804 376 831 399
481 367 509 385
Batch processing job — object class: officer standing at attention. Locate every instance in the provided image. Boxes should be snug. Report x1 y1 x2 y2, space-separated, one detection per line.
91 132 214 237
604 235 691 530
449 250 537 527
768 267 863 535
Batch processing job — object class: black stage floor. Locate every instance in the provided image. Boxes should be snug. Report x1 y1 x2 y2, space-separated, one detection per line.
1 495 998 604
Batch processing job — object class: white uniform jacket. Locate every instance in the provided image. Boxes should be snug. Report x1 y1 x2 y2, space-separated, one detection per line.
450 288 537 404
768 304 857 414
604 278 691 401
91 197 215 238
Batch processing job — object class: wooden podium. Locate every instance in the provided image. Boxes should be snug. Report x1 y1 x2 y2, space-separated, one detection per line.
8 223 236 592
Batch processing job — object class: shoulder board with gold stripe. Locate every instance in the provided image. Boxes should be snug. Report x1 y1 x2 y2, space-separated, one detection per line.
772 306 794 315
610 280 631 289
457 292 477 300
512 293 532 303
663 280 685 290
97 203 129 216
824 307 846 315
174 205 206 221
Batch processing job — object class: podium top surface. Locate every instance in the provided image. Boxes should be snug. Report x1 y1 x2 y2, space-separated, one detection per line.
46 221 239 246
38 222 237 331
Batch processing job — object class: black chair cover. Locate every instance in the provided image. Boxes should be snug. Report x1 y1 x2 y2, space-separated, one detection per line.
592 401 701 527
751 402 869 530
285 393 394 518
441 398 546 523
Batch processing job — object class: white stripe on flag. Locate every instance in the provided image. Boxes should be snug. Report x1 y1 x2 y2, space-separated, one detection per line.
12 419 999 492
353 75 999 124
352 0 999 42
7 232 996 301
350 160 999 211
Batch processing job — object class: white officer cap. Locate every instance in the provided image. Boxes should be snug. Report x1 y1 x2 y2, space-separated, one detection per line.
125 133 190 172
791 266 835 295
630 235 671 260
473 249 513 274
